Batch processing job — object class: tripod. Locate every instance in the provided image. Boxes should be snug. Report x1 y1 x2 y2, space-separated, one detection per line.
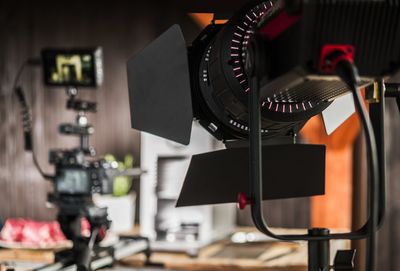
36 87 149 271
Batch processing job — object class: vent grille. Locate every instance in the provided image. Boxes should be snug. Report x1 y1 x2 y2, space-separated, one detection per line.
307 0 400 76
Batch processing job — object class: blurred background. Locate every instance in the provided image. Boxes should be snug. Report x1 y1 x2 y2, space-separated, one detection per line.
1 1 400 270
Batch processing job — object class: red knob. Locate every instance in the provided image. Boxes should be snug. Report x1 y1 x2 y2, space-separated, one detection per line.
237 192 252 210
99 226 107 240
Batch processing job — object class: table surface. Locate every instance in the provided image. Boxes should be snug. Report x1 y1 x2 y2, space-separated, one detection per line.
120 228 350 271
0 228 350 271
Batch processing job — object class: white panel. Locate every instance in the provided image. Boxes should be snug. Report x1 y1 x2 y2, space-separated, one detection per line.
322 93 356 135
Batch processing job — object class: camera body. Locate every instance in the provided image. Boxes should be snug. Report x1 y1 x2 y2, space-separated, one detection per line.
49 149 113 197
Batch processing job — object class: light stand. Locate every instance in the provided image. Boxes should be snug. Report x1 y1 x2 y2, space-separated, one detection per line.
244 35 388 271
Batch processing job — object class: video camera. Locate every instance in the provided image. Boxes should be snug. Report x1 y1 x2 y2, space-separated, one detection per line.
49 149 113 196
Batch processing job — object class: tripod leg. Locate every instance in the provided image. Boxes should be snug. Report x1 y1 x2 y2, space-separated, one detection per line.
57 214 81 241
76 228 99 271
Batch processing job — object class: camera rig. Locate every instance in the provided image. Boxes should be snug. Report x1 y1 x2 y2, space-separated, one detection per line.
14 49 149 271
46 87 114 270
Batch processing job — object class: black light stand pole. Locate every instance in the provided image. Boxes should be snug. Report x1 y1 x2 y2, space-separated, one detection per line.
308 229 330 271
369 79 386 226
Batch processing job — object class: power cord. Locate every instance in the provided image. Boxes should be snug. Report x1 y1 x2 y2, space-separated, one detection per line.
13 59 53 180
335 58 379 271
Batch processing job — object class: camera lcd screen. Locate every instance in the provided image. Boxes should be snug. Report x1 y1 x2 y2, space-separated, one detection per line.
41 48 103 87
56 169 91 194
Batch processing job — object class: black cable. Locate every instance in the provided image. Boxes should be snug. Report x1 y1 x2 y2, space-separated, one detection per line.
336 59 379 271
353 82 378 271
13 59 53 180
12 58 41 91
15 86 32 151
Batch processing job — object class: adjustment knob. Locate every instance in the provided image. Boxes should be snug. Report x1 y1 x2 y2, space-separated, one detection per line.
237 192 252 210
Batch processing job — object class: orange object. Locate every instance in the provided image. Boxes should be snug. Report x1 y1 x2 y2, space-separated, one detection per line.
301 114 360 229
189 13 228 28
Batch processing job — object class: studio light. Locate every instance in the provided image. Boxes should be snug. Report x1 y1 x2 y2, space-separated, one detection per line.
127 1 400 270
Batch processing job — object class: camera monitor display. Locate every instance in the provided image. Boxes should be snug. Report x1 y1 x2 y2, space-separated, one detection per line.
41 48 103 87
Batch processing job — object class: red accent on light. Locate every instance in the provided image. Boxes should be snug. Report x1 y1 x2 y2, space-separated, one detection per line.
237 192 252 210
319 44 355 74
259 11 301 40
